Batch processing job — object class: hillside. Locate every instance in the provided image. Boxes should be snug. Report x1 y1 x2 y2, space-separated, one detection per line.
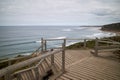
101 23 120 32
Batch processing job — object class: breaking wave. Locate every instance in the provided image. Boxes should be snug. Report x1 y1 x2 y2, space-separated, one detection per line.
0 41 36 47
62 28 72 32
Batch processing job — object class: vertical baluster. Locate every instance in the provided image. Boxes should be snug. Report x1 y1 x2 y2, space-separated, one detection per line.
84 39 86 48
95 38 98 56
44 40 47 51
51 54 54 66
41 38 44 53
62 39 66 72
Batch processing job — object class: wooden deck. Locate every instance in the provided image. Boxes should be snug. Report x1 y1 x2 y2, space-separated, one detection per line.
1 49 120 80
1 38 119 80
55 50 120 80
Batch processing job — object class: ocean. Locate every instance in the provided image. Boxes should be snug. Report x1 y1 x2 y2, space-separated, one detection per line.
0 26 115 58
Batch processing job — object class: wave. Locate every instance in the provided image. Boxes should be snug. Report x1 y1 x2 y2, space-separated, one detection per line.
55 36 66 39
36 41 41 43
86 32 116 38
50 36 67 39
0 50 33 58
62 28 72 32
92 33 115 37
75 27 87 30
66 42 78 46
0 41 36 47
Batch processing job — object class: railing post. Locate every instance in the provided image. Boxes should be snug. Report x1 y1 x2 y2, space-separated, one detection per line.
95 38 98 56
44 40 47 51
62 39 66 72
41 38 44 53
51 54 54 66
84 39 86 48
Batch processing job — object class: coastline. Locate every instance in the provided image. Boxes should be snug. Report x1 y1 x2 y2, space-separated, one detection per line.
101 29 120 35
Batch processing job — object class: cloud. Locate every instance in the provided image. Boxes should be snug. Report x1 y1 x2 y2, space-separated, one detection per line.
0 0 120 25
91 8 114 16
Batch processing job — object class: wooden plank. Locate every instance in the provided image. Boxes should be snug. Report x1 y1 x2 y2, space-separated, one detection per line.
0 49 62 77
98 45 120 50
0 55 32 64
98 41 120 45
98 48 120 52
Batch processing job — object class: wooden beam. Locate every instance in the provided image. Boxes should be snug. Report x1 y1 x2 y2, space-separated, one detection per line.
94 38 98 56
84 39 87 48
62 39 66 72
0 49 62 77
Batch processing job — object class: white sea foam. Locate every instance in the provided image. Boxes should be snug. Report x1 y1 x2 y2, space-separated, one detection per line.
36 41 41 43
86 33 104 38
93 33 103 37
62 28 72 32
86 32 116 39
50 36 66 39
66 42 78 46
56 36 66 39
23 53 31 55
75 27 86 30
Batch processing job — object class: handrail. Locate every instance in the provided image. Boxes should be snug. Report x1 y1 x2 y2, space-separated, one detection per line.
33 45 42 53
0 55 32 64
92 38 120 56
98 40 120 45
0 37 95 79
0 42 43 65
0 49 62 77
13 58 45 75
45 38 94 41
66 38 94 40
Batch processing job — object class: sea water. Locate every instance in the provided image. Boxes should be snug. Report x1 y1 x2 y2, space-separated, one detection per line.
0 26 115 58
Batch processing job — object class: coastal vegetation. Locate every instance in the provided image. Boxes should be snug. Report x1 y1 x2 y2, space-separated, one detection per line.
66 36 120 60
101 23 120 32
0 55 34 69
67 36 120 49
66 40 95 49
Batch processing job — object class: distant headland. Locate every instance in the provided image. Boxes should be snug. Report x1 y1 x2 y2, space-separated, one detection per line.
101 23 120 32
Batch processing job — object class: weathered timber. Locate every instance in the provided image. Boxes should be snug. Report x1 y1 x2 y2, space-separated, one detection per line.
0 49 62 77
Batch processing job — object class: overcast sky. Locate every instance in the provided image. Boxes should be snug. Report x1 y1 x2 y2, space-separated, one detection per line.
0 0 120 26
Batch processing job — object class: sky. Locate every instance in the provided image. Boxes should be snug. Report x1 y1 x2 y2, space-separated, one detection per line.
0 0 120 26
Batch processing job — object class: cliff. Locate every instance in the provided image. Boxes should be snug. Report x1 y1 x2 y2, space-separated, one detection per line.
101 23 120 32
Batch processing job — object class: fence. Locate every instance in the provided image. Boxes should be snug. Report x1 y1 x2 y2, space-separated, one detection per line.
0 38 66 80
0 43 43 68
91 38 120 56
1 37 119 80
0 38 94 69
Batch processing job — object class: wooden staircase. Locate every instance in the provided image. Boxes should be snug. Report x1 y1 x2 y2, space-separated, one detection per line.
1 49 119 80
13 49 120 80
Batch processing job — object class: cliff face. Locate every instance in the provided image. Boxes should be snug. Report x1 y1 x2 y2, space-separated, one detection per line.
101 23 120 32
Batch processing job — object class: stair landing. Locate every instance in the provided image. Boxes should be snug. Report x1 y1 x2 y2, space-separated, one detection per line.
57 50 120 80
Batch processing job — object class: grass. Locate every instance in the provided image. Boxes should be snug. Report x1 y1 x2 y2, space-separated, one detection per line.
0 55 33 69
66 36 120 61
66 36 120 49
66 40 95 49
